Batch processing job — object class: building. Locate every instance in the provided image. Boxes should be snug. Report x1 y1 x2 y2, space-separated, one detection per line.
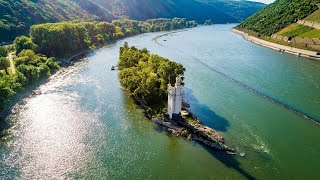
167 76 183 119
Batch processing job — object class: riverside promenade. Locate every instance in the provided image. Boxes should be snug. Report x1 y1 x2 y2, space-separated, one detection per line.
231 28 320 60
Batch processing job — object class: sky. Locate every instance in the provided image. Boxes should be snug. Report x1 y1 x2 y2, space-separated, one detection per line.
250 0 275 4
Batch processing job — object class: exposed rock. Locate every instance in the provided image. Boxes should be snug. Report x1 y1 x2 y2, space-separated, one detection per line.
152 117 235 154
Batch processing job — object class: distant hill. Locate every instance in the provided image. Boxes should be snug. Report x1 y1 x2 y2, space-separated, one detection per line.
0 0 266 42
93 0 266 22
237 0 320 36
0 0 115 42
197 0 266 22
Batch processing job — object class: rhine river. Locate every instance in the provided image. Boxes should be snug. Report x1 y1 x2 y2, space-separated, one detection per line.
1 24 320 179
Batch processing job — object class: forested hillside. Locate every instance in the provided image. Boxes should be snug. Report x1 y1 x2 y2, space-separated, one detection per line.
0 0 115 42
237 0 320 36
0 0 265 42
30 18 197 56
198 0 266 22
90 0 265 23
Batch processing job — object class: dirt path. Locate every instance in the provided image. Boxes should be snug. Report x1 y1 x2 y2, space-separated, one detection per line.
8 52 16 74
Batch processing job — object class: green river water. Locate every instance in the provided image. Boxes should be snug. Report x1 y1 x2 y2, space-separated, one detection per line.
1 24 320 179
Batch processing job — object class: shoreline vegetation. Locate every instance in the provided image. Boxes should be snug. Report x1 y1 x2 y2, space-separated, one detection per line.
232 28 320 60
0 18 198 115
118 43 235 154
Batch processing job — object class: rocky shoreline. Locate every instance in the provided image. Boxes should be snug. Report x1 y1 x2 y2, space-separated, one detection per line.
152 113 236 154
126 88 236 154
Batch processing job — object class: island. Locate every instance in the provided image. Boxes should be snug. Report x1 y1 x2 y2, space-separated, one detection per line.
118 43 235 154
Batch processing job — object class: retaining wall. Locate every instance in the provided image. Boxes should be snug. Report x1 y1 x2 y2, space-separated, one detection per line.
297 20 320 30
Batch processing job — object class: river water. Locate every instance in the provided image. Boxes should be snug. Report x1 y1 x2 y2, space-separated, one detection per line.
1 24 320 179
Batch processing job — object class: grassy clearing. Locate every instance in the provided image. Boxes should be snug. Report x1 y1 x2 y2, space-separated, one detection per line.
282 25 314 37
299 29 320 38
277 24 301 35
305 9 320 23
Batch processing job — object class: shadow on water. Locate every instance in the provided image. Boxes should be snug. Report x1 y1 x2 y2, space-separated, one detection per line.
206 148 256 180
138 87 255 179
184 88 230 132
183 88 256 179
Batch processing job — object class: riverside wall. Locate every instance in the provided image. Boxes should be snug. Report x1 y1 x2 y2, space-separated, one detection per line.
271 34 320 51
232 29 320 60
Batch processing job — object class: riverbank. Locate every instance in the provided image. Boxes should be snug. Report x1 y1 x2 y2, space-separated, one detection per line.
58 49 93 65
231 28 320 60
0 49 91 121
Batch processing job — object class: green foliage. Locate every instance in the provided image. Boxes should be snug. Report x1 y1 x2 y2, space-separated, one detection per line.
238 0 320 36
0 57 9 70
0 74 18 108
0 46 8 57
0 49 59 109
282 25 314 37
30 18 197 56
118 43 185 109
299 29 320 38
305 10 320 23
14 36 36 54
15 50 59 83
0 0 114 42
204 19 214 25
105 0 263 23
143 18 197 32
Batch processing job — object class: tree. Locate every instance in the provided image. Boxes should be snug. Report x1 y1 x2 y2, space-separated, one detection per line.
204 19 214 25
0 57 10 71
118 43 185 111
14 36 35 54
0 46 8 57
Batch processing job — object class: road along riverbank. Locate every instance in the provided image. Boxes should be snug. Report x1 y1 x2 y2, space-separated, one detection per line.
231 28 320 60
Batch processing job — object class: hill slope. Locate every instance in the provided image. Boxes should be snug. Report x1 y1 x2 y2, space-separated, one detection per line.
0 0 265 42
94 0 266 22
197 0 266 22
0 0 114 42
237 0 320 36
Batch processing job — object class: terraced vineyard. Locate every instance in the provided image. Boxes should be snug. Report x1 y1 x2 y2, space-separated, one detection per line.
305 9 320 23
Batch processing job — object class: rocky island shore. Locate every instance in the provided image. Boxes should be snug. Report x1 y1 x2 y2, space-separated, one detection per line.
152 112 235 154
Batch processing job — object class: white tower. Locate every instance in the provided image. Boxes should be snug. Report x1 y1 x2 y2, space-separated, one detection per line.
167 76 183 119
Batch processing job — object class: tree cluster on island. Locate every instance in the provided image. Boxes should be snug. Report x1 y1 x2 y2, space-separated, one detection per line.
118 42 185 118
0 18 195 110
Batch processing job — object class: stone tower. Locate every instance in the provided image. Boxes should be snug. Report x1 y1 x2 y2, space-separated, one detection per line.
167 76 183 119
